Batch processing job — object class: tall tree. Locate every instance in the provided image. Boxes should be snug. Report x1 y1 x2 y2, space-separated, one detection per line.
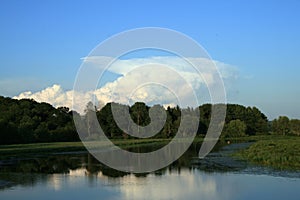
222 119 247 138
130 102 150 136
290 119 300 136
272 116 290 135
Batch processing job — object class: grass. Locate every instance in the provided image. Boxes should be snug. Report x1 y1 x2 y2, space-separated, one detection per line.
0 142 85 159
233 135 300 170
0 138 171 159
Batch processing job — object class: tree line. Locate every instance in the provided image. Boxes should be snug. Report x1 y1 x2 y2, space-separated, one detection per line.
0 96 79 144
0 96 299 145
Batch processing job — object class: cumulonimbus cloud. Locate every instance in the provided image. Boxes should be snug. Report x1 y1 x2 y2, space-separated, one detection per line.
14 57 238 113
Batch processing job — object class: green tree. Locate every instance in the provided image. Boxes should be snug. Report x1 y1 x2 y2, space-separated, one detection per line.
130 102 150 136
198 104 211 134
272 116 290 135
247 107 268 135
290 119 300 136
161 110 174 138
222 119 247 138
97 103 124 138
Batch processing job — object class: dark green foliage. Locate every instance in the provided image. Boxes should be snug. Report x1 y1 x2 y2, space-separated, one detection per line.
198 104 268 137
94 103 268 139
222 119 247 138
0 95 290 145
130 102 151 127
96 102 181 139
97 102 126 138
0 96 79 144
272 116 300 136
290 119 300 136
224 104 268 135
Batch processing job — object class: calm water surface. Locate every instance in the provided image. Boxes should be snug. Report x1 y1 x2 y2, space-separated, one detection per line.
0 143 299 200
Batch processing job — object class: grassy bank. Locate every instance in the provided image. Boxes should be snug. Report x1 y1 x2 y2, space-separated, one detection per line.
233 136 300 170
2 135 300 171
0 142 85 159
0 138 171 159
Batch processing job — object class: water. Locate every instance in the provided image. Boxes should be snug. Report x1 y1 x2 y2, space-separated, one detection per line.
0 143 299 200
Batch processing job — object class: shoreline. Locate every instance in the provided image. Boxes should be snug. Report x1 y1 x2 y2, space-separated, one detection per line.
0 136 299 171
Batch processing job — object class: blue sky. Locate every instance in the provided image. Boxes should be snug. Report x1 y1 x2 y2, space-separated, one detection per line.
1 0 300 119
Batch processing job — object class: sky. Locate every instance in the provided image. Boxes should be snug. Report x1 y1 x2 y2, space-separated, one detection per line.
1 0 300 119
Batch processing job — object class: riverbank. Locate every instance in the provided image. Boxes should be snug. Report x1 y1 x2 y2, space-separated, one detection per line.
0 138 171 159
233 136 300 170
1 136 299 171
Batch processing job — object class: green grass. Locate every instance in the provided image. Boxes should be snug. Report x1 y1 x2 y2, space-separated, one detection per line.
0 142 85 159
233 136 300 170
0 138 171 159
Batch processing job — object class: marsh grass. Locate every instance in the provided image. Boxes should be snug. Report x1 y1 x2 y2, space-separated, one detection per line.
233 136 300 170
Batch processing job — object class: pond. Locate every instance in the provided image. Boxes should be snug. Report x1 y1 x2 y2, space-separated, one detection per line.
0 142 299 200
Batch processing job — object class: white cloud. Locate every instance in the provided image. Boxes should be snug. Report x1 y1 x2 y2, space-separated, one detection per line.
14 57 238 113
82 56 237 79
14 84 73 109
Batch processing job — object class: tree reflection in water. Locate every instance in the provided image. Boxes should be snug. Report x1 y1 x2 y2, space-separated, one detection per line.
0 141 248 190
